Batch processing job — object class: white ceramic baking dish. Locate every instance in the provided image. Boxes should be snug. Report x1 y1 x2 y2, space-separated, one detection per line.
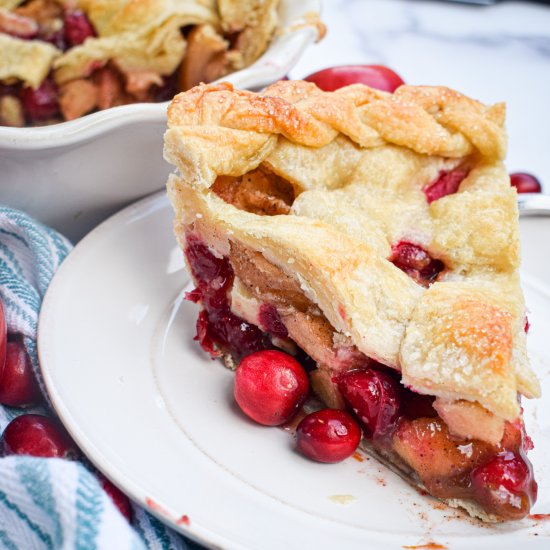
0 0 322 242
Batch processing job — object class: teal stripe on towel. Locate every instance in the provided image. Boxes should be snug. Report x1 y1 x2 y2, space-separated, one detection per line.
16 459 63 547
0 489 53 548
0 529 19 550
75 469 103 550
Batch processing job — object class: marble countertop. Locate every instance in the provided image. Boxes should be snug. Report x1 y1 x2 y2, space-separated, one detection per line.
289 0 550 191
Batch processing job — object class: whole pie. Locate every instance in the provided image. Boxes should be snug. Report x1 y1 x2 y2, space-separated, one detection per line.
164 80 540 522
0 0 280 126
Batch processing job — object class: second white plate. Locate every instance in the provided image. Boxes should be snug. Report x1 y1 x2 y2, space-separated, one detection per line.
38 193 550 549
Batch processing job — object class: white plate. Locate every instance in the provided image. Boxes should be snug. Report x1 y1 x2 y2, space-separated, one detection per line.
38 192 550 549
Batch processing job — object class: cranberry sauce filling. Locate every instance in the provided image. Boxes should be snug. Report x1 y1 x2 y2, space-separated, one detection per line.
334 365 535 519
19 77 59 121
63 9 96 47
258 304 288 339
424 168 469 204
184 233 268 359
390 241 444 287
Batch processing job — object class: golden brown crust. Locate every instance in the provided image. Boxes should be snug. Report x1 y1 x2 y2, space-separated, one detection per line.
400 283 519 419
164 80 539 431
166 81 507 168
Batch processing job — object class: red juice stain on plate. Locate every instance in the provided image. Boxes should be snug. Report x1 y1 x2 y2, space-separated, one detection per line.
529 514 550 521
145 497 172 518
403 543 448 550
177 515 191 526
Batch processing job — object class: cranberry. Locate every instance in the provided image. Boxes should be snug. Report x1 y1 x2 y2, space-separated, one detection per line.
304 65 404 93
185 235 232 286
335 369 401 438
98 475 132 521
184 288 201 304
64 10 96 47
258 304 288 339
510 172 542 194
0 299 6 379
1 414 77 459
424 169 469 203
209 311 266 358
470 452 537 520
524 316 530 334
20 79 59 121
296 409 361 463
0 338 41 407
184 235 268 359
234 350 309 426
194 310 220 356
390 241 443 287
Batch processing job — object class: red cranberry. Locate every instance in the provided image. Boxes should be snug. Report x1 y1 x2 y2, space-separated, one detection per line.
304 65 404 93
390 241 443 286
194 310 220 357
185 235 232 286
424 169 469 203
20 79 59 121
64 10 96 47
0 338 41 407
184 235 267 359
184 288 201 304
470 452 537 519
0 299 6 379
234 350 309 426
258 304 288 339
201 308 266 359
296 409 361 463
335 369 401 438
98 475 132 521
510 173 542 194
1 414 77 459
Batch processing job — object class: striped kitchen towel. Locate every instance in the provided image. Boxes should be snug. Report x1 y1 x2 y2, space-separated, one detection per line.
0 207 199 550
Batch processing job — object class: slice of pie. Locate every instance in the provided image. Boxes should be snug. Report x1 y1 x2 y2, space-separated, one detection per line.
163 80 541 522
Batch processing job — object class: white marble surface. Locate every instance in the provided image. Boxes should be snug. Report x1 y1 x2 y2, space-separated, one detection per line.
290 0 550 191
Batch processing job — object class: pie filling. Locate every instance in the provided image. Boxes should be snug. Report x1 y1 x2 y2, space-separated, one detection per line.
0 0 269 126
182 168 537 521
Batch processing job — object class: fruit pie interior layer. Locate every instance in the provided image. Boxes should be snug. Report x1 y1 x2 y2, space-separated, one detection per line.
181 168 537 521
